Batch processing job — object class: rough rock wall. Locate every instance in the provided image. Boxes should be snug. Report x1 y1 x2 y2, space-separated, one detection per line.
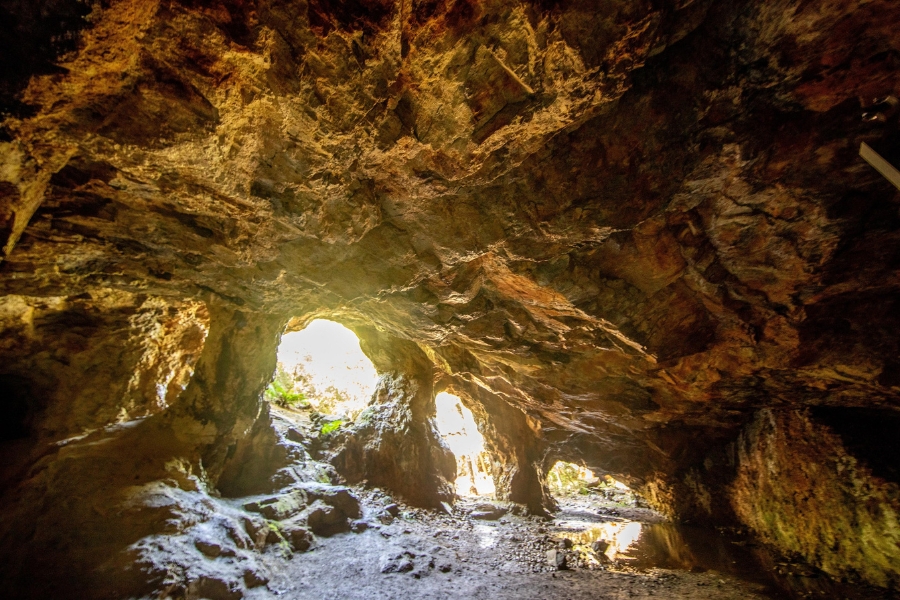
638 407 900 586
331 371 457 507
0 289 208 505
216 402 300 497
730 408 900 587
2 0 897 482
171 301 286 482
0 290 207 444
332 330 456 507
0 300 288 598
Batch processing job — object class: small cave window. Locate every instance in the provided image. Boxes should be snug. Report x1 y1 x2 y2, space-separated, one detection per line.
267 319 378 421
434 392 495 497
547 461 599 497
547 461 634 499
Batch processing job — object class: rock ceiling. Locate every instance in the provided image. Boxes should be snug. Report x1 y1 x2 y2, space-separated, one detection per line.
1 0 899 481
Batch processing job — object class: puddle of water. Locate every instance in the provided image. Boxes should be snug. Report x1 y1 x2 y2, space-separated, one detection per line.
474 523 499 549
558 521 644 561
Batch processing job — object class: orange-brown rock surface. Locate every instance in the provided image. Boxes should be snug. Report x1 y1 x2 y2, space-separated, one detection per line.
1 0 899 596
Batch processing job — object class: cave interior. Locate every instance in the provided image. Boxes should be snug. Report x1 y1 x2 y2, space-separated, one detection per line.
1 0 899 598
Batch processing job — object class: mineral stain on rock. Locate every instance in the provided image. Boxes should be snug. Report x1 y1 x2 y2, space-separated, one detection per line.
1 0 899 598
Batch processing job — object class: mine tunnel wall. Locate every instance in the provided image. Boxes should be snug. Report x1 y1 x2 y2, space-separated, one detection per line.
0 291 209 444
639 407 900 588
0 0 898 594
0 296 286 598
730 408 900 587
172 302 287 484
534 399 900 588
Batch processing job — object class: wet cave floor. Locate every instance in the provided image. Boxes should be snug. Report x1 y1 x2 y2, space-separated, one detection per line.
252 481 894 599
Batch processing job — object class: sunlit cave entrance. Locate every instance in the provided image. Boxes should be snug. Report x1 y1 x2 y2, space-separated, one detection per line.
547 461 635 503
434 392 495 497
267 319 378 423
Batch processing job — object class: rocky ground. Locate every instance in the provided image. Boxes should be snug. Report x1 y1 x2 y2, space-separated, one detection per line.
223 407 897 600
262 495 894 599
262 492 770 600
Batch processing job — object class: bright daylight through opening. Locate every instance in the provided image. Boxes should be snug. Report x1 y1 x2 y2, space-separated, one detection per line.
547 461 598 496
434 392 495 497
266 319 378 420
547 461 632 498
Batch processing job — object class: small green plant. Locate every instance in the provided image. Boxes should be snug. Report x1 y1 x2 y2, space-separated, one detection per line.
265 364 310 408
315 468 332 484
320 418 343 435
266 521 292 555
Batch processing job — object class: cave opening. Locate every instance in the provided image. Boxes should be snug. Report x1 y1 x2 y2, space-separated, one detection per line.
267 318 379 423
433 392 496 497
809 406 900 484
546 460 636 504
547 460 598 497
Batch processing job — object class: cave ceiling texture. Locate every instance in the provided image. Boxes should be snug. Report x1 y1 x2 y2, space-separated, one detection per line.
1 0 900 597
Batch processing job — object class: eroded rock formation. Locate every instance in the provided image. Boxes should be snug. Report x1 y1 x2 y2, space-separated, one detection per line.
331 328 457 507
1 0 899 596
730 408 900 587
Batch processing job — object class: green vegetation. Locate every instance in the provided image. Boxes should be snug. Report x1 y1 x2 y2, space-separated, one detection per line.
265 360 368 418
547 462 640 506
264 364 309 408
266 521 292 556
308 384 354 418
320 418 344 436
314 468 332 484
548 461 593 496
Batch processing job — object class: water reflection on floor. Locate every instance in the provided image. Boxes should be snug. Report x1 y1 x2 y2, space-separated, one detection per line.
474 523 500 549
558 520 644 561
555 510 895 599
